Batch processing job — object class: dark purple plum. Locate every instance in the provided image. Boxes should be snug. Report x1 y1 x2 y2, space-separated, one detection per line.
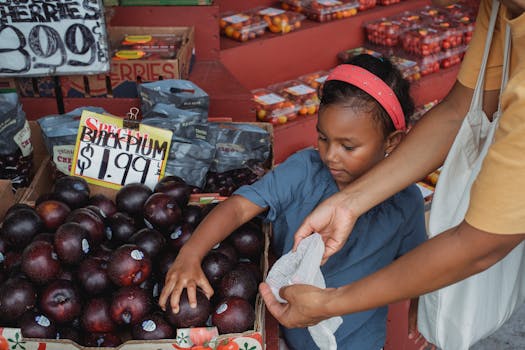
107 244 151 286
39 279 82 324
212 297 255 334
165 289 210 328
116 183 152 216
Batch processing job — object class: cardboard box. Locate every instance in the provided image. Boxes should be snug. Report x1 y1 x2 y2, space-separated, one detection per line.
61 26 195 98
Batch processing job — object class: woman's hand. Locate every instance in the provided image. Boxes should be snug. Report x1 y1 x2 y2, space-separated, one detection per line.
293 191 359 263
259 282 334 328
158 249 214 314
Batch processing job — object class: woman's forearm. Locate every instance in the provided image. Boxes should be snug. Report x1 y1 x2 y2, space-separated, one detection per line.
324 221 525 317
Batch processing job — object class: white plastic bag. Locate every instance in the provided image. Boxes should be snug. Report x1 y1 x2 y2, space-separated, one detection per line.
418 2 525 349
266 233 343 350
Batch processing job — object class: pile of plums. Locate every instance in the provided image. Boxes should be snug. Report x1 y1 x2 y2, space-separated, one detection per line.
0 175 264 347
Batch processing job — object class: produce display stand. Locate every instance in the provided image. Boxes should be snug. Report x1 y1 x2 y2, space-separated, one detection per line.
0 0 466 348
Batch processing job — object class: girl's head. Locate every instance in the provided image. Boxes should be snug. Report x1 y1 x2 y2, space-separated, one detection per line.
317 54 414 189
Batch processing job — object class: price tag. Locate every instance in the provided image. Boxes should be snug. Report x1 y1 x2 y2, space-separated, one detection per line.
258 8 286 16
71 111 172 190
0 0 110 77
223 14 250 24
285 84 316 96
254 93 285 106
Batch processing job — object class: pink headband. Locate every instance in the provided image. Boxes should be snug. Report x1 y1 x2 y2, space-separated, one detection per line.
326 64 406 131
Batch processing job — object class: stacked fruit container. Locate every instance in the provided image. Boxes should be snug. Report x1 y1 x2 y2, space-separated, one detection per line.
363 3 474 76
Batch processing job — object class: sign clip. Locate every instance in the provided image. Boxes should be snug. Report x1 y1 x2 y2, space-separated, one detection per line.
124 107 140 129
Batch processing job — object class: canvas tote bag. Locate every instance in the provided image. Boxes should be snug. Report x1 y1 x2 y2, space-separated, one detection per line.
417 2 525 349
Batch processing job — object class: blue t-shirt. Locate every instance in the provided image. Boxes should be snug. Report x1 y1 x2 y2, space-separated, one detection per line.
234 149 427 350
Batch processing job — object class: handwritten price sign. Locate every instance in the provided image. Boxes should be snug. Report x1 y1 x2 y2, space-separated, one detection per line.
71 111 173 190
0 0 110 77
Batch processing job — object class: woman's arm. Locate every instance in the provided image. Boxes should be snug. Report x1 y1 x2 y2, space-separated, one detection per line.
294 82 500 261
263 220 525 327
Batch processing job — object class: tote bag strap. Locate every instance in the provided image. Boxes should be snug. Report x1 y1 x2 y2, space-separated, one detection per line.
469 0 501 112
496 24 512 116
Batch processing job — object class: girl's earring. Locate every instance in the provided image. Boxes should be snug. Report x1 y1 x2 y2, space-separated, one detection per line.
384 152 389 158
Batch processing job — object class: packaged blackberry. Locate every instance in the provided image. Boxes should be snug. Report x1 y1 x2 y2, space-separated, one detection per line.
0 91 33 190
138 79 209 118
38 107 107 179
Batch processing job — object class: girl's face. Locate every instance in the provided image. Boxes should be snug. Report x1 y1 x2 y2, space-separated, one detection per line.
317 104 395 189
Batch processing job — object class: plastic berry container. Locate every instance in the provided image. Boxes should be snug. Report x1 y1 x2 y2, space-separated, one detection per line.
337 46 383 63
356 0 377 11
364 18 405 46
390 55 421 82
431 21 465 49
281 0 304 12
269 80 320 116
219 11 268 42
414 54 442 76
417 6 449 22
256 7 305 34
440 45 467 69
302 0 359 22
252 88 300 125
391 11 426 29
377 0 400 6
298 70 330 90
457 15 476 45
400 27 443 56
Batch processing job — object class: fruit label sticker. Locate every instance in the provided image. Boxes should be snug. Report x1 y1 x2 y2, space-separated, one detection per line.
223 14 250 24
259 7 286 16
71 110 173 190
285 84 316 96
254 93 285 106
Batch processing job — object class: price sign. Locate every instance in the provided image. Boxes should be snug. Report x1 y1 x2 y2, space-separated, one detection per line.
0 0 110 77
71 111 173 190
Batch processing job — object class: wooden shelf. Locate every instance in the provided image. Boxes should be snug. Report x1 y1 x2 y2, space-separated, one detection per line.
219 0 430 89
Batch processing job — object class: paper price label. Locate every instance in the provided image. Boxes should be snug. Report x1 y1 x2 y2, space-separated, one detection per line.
285 84 316 96
223 14 250 24
71 111 172 190
255 93 285 106
14 121 33 156
259 8 285 16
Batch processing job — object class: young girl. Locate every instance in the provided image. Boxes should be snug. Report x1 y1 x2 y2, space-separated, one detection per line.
159 54 427 349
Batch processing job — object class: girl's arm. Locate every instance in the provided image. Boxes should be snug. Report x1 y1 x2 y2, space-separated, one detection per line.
159 195 266 313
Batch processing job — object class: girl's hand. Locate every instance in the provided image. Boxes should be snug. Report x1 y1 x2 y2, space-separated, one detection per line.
158 250 214 314
294 191 359 264
259 282 333 328
408 298 437 350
